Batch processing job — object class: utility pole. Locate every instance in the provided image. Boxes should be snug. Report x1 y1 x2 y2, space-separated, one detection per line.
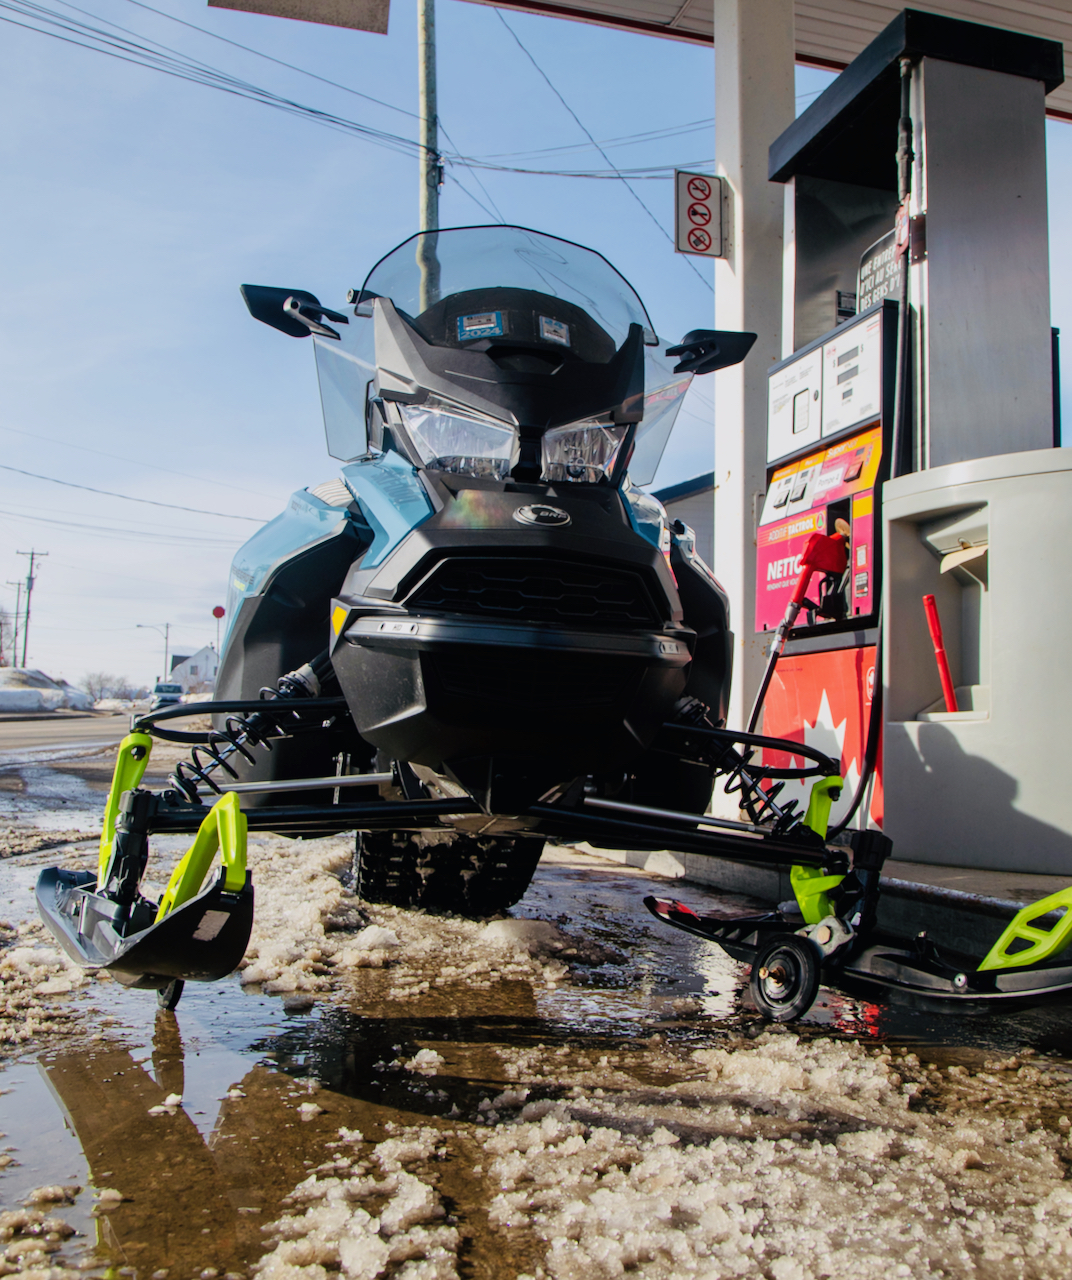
16 550 46 668
416 0 441 313
4 582 21 668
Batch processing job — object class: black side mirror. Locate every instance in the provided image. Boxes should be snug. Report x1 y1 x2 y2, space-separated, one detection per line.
667 329 757 375
240 285 349 340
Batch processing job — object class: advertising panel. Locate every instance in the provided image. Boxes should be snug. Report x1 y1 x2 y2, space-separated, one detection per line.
756 425 882 632
760 645 883 829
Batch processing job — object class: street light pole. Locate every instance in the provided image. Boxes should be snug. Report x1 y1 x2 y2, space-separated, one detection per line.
137 623 171 682
416 0 441 313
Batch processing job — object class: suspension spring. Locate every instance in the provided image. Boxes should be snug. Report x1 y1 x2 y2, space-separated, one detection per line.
168 651 335 803
673 698 804 835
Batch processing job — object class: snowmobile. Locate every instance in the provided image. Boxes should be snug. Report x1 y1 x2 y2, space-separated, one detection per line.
35 225 1072 1021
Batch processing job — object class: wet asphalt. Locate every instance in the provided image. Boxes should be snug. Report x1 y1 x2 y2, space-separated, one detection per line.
5 723 1072 1277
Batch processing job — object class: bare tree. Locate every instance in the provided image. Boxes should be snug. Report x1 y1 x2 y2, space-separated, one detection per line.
0 609 11 667
78 671 113 702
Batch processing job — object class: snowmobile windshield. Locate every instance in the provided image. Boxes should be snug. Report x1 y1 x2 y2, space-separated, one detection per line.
360 225 654 356
315 226 693 485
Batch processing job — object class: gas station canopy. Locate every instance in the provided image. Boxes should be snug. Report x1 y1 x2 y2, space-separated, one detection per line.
472 0 1072 119
480 1 1072 118
210 0 1072 120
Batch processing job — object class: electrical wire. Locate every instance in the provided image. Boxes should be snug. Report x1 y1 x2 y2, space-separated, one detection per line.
0 424 279 501
0 464 267 520
455 159 713 179
494 11 712 292
0 0 426 158
438 120 508 223
1 0 713 182
0 507 243 547
478 118 714 160
114 0 420 119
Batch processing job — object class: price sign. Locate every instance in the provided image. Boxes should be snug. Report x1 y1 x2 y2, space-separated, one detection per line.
857 229 903 312
675 171 722 258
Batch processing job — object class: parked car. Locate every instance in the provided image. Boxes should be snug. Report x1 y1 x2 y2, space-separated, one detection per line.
149 682 182 711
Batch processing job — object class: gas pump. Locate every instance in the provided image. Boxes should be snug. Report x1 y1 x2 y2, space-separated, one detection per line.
647 7 1072 1019
755 301 897 831
753 7 1070 869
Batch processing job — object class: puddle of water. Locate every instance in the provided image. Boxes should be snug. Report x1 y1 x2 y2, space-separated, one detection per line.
0 760 109 832
8 765 1072 1276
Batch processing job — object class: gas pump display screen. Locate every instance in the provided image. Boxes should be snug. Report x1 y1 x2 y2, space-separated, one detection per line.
755 424 881 632
821 313 882 438
766 306 886 465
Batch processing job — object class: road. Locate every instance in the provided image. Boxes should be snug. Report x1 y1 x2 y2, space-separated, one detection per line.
0 712 130 757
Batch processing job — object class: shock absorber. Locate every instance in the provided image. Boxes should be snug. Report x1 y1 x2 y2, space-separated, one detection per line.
674 696 808 835
168 651 336 803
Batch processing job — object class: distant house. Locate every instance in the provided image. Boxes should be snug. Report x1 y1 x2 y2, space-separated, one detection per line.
653 472 714 568
169 645 220 694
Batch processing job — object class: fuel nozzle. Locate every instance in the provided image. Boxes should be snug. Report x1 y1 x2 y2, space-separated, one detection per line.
789 531 849 609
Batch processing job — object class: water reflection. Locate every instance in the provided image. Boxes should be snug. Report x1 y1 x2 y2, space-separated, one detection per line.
37 1014 363 1276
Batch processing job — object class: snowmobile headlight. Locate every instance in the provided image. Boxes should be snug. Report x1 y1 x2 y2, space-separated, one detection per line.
540 421 627 484
398 402 520 479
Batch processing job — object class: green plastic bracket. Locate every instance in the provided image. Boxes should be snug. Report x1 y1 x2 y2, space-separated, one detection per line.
977 886 1072 972
98 733 153 883
803 775 843 840
156 792 248 922
790 776 846 925
790 864 847 925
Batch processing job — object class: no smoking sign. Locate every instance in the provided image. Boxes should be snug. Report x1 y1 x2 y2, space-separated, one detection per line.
675 170 723 258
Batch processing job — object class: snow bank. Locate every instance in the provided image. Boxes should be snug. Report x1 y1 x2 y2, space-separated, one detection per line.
0 670 93 712
238 836 359 996
0 921 87 1048
478 1033 1072 1279
254 1126 460 1280
236 833 617 1003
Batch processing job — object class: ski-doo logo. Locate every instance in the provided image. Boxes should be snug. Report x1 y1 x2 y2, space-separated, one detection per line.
514 504 571 528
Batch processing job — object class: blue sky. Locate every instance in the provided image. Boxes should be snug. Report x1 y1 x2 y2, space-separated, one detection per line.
1 0 1070 685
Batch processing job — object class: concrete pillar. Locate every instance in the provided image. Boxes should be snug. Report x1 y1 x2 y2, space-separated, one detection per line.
712 0 795 730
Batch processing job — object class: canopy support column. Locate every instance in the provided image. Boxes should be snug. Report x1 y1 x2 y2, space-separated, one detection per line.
712 0 795 731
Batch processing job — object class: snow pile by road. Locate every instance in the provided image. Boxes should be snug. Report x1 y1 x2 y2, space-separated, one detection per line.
255 1126 460 1280
0 670 93 713
478 1032 1072 1279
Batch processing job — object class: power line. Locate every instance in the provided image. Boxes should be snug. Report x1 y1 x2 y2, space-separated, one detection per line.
0 0 716 183
114 0 420 119
0 0 425 158
454 159 712 180
480 119 714 160
438 119 508 224
0 424 279 500
0 464 267 520
0 507 243 546
494 11 713 294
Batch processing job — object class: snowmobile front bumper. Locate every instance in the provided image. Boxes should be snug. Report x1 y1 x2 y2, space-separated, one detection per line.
36 865 254 990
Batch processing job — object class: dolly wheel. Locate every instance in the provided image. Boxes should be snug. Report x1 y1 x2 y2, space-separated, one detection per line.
157 979 184 1011
749 936 820 1022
